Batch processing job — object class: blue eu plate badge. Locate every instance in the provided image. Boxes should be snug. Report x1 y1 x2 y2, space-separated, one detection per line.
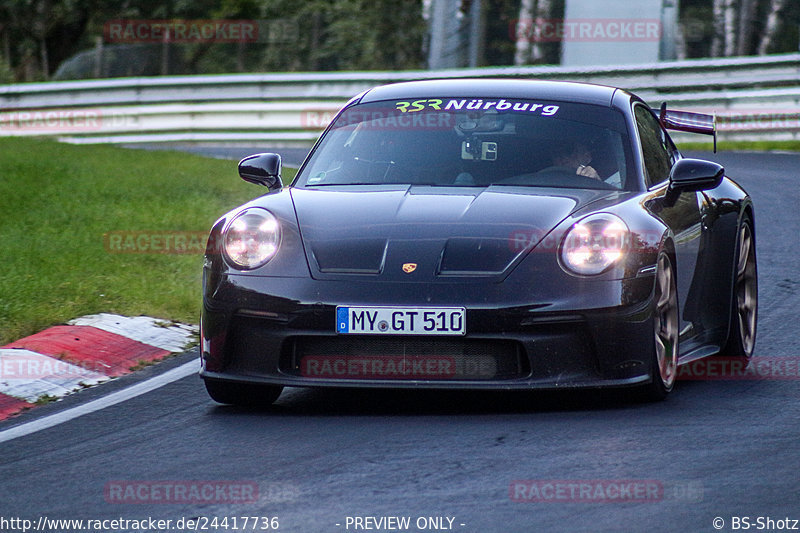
337 307 349 333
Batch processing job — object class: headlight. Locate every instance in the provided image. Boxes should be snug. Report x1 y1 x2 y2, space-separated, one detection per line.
223 208 281 269
560 213 629 276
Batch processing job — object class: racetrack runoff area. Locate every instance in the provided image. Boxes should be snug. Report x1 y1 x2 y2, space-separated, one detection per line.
0 313 196 420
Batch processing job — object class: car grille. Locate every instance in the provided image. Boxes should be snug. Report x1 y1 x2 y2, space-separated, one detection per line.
281 336 528 380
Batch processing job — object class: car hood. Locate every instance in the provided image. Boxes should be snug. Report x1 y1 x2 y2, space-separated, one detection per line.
290 185 614 281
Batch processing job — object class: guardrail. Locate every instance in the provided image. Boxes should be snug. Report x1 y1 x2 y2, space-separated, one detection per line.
1 53 799 145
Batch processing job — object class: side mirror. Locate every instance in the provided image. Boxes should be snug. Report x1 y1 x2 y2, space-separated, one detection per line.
238 153 282 191
669 158 724 192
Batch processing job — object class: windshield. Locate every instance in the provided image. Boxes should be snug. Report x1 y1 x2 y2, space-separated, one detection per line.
295 97 635 190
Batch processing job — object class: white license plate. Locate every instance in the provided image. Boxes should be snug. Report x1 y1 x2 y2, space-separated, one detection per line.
336 307 466 335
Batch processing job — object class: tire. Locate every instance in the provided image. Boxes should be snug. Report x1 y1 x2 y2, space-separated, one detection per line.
637 251 679 401
204 379 283 407
720 214 758 360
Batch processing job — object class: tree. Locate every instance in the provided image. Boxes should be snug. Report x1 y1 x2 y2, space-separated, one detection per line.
2 0 800 82
513 0 561 65
736 0 759 55
758 0 791 54
513 0 535 65
701 0 798 58
710 0 736 57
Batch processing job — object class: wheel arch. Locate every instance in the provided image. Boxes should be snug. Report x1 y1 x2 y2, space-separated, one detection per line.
741 200 755 243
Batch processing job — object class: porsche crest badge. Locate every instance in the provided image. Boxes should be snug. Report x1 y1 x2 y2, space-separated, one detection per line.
402 263 418 274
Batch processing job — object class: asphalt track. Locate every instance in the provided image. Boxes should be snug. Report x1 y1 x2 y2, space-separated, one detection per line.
1 151 799 533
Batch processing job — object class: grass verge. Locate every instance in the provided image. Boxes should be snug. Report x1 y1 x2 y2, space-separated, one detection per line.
0 137 296 345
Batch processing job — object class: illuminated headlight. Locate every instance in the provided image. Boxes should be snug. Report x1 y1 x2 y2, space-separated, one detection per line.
560 213 629 275
223 208 281 269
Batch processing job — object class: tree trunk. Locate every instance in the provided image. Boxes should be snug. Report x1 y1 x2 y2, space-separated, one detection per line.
2 27 10 68
23 50 36 82
723 0 737 57
674 20 688 60
758 0 789 55
160 36 169 76
710 0 739 57
39 38 48 79
93 36 103 78
710 0 725 57
236 41 245 72
467 0 485 67
32 0 51 79
530 0 553 63
310 11 322 70
736 0 758 55
514 0 536 65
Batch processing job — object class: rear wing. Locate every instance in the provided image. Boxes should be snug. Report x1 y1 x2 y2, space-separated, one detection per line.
659 103 717 153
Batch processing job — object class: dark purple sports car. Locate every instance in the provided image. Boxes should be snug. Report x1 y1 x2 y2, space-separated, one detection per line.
200 79 757 404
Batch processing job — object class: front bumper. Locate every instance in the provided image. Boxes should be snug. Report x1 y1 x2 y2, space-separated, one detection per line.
200 272 657 390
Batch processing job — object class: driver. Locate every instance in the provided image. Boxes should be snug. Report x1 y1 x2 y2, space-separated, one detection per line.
549 140 601 180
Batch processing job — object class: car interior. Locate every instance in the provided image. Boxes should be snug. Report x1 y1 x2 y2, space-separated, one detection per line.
300 104 633 191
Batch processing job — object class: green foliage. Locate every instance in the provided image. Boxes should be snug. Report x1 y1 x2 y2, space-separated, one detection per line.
1 0 427 81
1 1 799 82
0 58 13 83
209 0 428 73
483 0 526 66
